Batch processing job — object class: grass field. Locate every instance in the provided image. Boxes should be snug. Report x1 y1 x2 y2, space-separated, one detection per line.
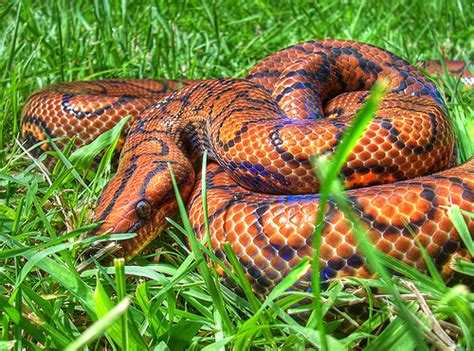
1 1 473 350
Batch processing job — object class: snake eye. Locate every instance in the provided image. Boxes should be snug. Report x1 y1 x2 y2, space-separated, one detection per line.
135 200 152 219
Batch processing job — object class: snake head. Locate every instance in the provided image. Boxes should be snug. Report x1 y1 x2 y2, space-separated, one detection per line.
86 139 195 260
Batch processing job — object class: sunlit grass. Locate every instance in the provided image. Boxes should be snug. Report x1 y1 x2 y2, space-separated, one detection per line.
0 0 473 349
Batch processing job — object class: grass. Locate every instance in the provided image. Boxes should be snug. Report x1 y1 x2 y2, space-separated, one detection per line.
1 0 473 349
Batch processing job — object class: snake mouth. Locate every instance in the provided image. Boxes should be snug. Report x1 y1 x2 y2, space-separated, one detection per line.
78 207 142 268
80 198 178 270
77 241 122 272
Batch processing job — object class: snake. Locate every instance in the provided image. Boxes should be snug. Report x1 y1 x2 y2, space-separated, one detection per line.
21 39 474 294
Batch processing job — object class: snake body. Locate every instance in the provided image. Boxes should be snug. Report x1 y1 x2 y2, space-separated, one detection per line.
21 40 474 292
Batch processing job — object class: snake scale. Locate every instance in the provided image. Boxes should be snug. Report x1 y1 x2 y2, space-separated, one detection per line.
21 39 474 293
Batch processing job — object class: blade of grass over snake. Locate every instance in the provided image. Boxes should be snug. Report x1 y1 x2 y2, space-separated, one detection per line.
314 163 428 348
448 205 474 256
452 260 474 276
235 257 310 349
201 149 212 251
403 221 445 287
198 150 230 346
307 80 388 348
69 115 130 170
222 243 275 347
167 163 234 335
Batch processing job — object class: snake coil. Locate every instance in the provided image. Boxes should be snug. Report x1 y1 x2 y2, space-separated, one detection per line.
21 39 474 293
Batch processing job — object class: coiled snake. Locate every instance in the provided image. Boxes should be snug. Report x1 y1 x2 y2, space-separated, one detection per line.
21 39 474 293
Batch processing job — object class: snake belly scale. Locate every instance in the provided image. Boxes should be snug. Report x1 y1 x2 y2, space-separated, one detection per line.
21 39 474 293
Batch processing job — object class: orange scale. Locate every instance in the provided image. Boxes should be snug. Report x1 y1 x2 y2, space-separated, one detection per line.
420 220 437 234
286 207 304 225
373 150 385 160
274 159 286 168
439 217 454 232
372 195 390 209
359 150 371 161
432 231 448 245
245 245 259 258
319 244 336 260
334 215 353 233
409 160 422 170
280 224 296 239
281 167 293 175
336 243 355 259
293 168 307 177
287 233 305 248
245 223 259 237
373 135 385 145
350 158 365 169
325 228 345 247
448 183 465 196
268 230 286 247
359 137 371 146
269 212 287 228
348 55 358 67
380 143 392 153
387 149 400 158
398 201 415 216
406 246 422 261
254 256 268 269
261 245 277 258
376 239 394 254
297 245 312 258
414 194 431 209
379 204 395 219
394 236 411 252
425 243 440 257
296 221 314 239
234 222 247 236
270 256 287 271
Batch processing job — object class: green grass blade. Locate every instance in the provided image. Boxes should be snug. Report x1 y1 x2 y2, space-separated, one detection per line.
114 258 129 350
222 243 275 346
403 222 445 287
448 205 474 256
167 162 234 334
308 80 388 348
66 297 131 351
